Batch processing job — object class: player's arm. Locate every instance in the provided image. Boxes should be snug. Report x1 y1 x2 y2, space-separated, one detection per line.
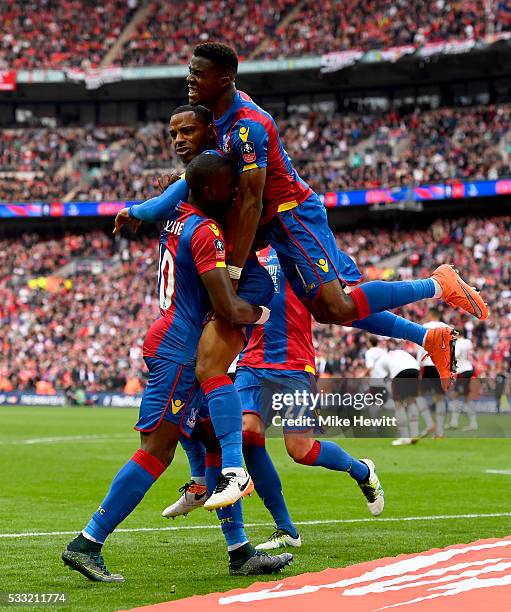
201 268 266 326
113 178 188 233
228 121 269 275
192 221 268 326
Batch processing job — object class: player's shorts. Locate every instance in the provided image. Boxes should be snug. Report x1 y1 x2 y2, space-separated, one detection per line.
420 365 444 397
392 368 420 402
238 253 274 307
455 369 474 397
266 192 363 300
235 365 318 432
135 357 202 437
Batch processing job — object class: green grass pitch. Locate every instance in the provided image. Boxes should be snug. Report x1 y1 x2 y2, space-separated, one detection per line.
1 406 510 611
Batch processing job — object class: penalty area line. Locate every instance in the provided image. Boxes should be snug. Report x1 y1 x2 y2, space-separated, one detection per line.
1 512 510 539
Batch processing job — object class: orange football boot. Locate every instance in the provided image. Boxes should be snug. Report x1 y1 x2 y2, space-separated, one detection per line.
432 264 488 320
423 326 458 391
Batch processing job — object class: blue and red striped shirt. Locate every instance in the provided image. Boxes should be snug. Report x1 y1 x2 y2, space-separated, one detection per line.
215 91 313 225
238 246 315 373
143 202 226 365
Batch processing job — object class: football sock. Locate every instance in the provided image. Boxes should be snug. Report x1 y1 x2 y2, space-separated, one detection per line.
435 399 446 436
180 435 206 482
408 402 420 438
202 376 243 470
395 406 409 438
242 431 298 539
352 311 427 346
83 449 166 544
350 279 435 319
205 453 248 550
416 396 434 431
295 440 369 483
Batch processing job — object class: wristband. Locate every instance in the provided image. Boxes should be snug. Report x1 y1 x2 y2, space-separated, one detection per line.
227 265 243 280
255 306 270 325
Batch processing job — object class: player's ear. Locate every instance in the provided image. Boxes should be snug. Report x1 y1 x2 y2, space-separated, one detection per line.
219 74 232 89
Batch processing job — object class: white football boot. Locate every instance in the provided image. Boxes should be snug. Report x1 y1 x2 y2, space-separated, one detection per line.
255 529 302 551
203 470 254 510
162 480 208 518
359 459 385 516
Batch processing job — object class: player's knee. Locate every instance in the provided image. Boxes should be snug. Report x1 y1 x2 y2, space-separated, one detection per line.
310 291 355 325
242 413 263 434
285 437 314 462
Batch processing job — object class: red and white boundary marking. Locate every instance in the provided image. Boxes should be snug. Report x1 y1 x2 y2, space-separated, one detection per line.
124 536 511 612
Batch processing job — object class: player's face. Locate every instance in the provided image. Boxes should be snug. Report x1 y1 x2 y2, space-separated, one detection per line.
203 165 237 216
187 56 230 106
169 112 213 164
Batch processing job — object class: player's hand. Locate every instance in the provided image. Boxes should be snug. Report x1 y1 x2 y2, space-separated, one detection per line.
157 172 181 193
113 208 141 235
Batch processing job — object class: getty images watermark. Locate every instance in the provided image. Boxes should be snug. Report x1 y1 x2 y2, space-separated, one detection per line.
257 377 510 438
271 387 396 430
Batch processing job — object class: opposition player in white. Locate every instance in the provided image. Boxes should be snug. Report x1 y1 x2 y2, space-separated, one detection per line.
448 331 477 431
377 346 421 446
416 311 451 438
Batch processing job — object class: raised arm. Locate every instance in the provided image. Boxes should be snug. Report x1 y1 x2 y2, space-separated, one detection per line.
113 177 188 234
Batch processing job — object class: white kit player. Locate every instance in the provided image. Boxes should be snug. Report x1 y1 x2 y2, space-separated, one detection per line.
416 310 450 438
448 330 477 431
376 345 421 446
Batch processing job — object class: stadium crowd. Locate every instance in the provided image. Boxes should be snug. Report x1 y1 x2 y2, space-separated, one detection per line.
260 0 511 59
0 0 510 69
0 0 137 70
1 216 509 394
1 104 510 202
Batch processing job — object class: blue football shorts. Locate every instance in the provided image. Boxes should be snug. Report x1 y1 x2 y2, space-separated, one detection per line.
235 365 319 433
266 192 363 300
135 357 203 437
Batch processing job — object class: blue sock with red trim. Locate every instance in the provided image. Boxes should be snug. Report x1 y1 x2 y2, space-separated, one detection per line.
180 435 206 482
295 440 369 483
201 375 243 470
350 279 435 319
83 449 166 544
352 311 427 346
242 431 298 538
205 453 247 550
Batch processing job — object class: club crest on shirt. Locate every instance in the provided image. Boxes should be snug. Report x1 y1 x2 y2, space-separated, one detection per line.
242 141 256 163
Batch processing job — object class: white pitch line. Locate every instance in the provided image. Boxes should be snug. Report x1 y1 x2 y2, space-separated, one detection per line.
485 469 511 475
0 434 133 445
1 512 510 539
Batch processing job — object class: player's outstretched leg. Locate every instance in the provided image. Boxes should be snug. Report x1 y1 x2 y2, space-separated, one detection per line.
242 427 301 551
162 435 208 518
63 420 179 582
287 437 384 516
205 452 293 575
351 311 457 383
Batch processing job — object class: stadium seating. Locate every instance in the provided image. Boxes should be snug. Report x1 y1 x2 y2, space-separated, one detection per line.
1 0 510 69
2 104 509 202
0 0 137 70
1 217 509 392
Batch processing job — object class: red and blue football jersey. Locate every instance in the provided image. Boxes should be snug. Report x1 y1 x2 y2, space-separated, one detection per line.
143 202 226 365
215 91 313 225
238 246 315 373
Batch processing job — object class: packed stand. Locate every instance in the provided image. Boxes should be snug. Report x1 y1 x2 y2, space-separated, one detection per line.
2 104 511 202
117 0 296 66
258 0 511 59
0 0 138 70
1 216 510 395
